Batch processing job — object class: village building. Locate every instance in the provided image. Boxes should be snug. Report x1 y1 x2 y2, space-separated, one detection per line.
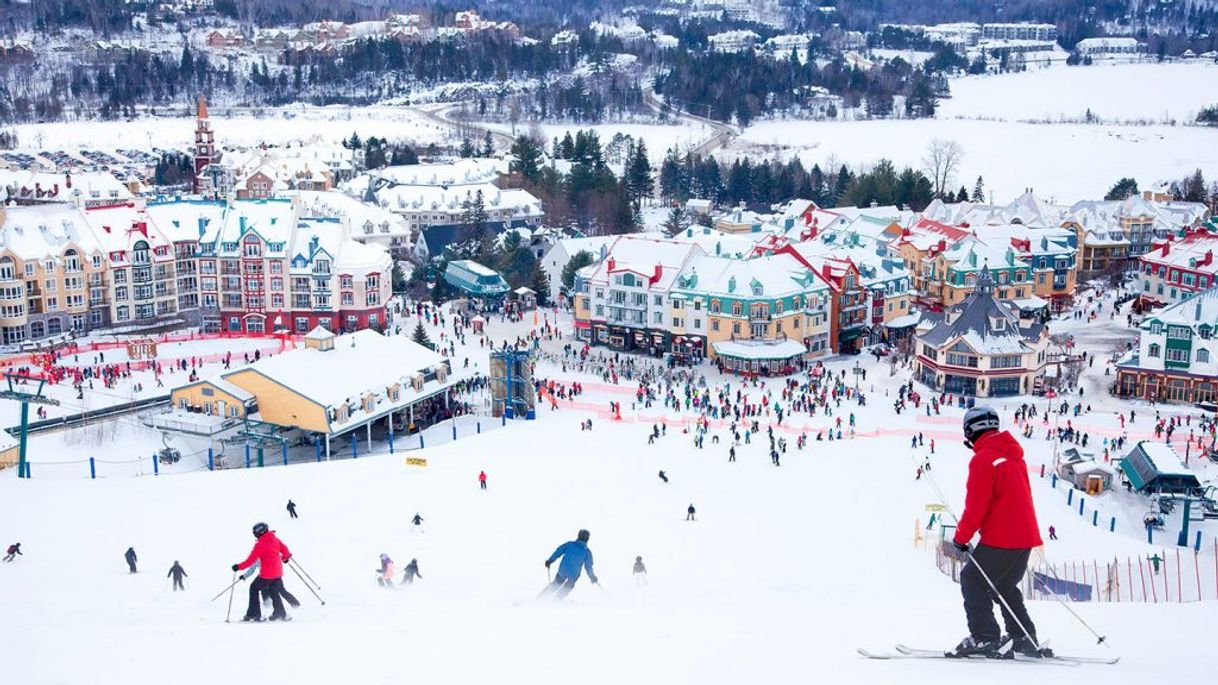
915 265 1048 397
1117 285 1218 403
164 328 458 458
1135 227 1218 308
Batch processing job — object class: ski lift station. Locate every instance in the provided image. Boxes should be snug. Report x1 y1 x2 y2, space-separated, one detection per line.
1120 441 1203 496
153 326 466 460
444 259 509 299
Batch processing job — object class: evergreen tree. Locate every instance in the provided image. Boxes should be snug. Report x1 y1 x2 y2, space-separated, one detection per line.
625 140 654 204
659 147 685 200
481 131 495 157
662 203 688 238
1104 177 1140 201
458 137 476 158
411 321 435 350
971 176 985 202
532 265 550 306
955 186 970 202
509 135 543 183
561 250 596 292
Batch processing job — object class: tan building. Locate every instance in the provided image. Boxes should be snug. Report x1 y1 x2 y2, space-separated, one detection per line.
166 328 458 457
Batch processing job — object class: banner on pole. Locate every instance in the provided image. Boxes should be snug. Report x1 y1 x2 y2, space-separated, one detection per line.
924 503 947 512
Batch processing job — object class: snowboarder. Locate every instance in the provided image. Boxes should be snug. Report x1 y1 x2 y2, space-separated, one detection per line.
1048 525 1057 541
479 471 488 490
633 556 647 586
286 500 298 519
231 522 293 622
402 558 422 585
167 561 187 591
4 542 21 562
125 547 138 574
376 553 395 588
543 530 597 599
950 406 1046 657
686 504 696 521
658 470 668 483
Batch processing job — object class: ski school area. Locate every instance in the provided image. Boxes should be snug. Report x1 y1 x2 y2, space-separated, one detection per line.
0 302 1215 683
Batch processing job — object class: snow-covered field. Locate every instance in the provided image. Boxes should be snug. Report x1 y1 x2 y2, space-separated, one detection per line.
10 105 453 152
0 392 1211 683
733 117 1218 203
939 62 1218 123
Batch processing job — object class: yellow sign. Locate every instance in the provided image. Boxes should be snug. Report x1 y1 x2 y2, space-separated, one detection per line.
925 503 947 512
405 457 428 467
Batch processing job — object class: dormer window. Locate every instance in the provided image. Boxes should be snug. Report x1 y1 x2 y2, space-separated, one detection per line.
993 318 1005 331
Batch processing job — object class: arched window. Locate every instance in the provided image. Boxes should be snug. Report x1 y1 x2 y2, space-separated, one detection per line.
1148 343 1161 358
1198 349 1210 364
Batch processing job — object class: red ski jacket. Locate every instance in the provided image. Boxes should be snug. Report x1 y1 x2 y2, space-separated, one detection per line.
953 430 1043 550
237 531 291 579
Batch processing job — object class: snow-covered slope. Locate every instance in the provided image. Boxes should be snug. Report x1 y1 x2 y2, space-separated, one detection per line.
0 411 1208 683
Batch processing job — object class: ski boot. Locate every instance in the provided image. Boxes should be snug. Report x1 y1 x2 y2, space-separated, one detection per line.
1007 635 1053 658
268 613 292 622
951 635 1002 658
241 615 264 623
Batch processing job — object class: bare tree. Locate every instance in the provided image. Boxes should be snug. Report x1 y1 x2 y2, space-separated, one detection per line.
921 139 965 198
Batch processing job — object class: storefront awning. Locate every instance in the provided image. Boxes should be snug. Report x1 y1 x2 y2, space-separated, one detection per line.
884 313 921 328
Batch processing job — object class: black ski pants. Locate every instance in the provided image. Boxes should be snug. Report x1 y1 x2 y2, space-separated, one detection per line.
961 545 1036 642
172 575 185 591
247 577 286 619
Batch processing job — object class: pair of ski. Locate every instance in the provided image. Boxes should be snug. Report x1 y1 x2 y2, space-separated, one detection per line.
859 644 1118 666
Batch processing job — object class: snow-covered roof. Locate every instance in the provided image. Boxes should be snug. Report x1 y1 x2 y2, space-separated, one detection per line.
712 339 806 359
590 236 705 290
918 266 1043 354
0 203 100 260
236 329 445 410
1143 286 1218 330
1136 442 1195 478
673 253 819 298
0 429 16 452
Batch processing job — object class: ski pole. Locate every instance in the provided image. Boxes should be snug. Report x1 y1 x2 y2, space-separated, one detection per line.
288 560 326 605
289 558 321 590
594 582 614 601
1033 548 1110 646
920 468 1046 653
211 572 246 602
224 570 238 623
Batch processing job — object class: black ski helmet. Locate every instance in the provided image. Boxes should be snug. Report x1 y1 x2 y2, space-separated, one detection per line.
577 529 590 542
963 405 1001 447
252 522 269 537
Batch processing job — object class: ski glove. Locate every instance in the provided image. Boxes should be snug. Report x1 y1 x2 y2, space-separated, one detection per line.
545 560 552 568
951 541 971 559
231 564 240 572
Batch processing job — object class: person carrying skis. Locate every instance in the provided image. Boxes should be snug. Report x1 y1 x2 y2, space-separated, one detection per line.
633 556 647 586
286 500 298 519
543 529 597 599
167 561 188 591
950 406 1047 657
231 522 293 622
4 542 21 562
376 553 395 588
125 547 138 574
402 558 422 585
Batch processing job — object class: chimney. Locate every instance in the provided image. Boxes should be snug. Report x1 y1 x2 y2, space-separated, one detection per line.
1202 250 1214 267
650 264 663 285
607 257 616 272
937 239 946 253
65 171 72 189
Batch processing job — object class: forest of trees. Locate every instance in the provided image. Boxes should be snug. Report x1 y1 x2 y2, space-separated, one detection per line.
657 148 939 212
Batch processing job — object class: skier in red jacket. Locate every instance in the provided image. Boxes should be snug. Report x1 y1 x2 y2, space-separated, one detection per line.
951 406 1047 658
232 522 292 622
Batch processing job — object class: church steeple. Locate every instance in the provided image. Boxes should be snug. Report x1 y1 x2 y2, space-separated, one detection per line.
193 95 215 195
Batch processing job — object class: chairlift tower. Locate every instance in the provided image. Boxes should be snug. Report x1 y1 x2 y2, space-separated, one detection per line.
0 374 61 479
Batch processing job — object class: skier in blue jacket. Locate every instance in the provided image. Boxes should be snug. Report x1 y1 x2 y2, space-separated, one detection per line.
543 529 598 598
